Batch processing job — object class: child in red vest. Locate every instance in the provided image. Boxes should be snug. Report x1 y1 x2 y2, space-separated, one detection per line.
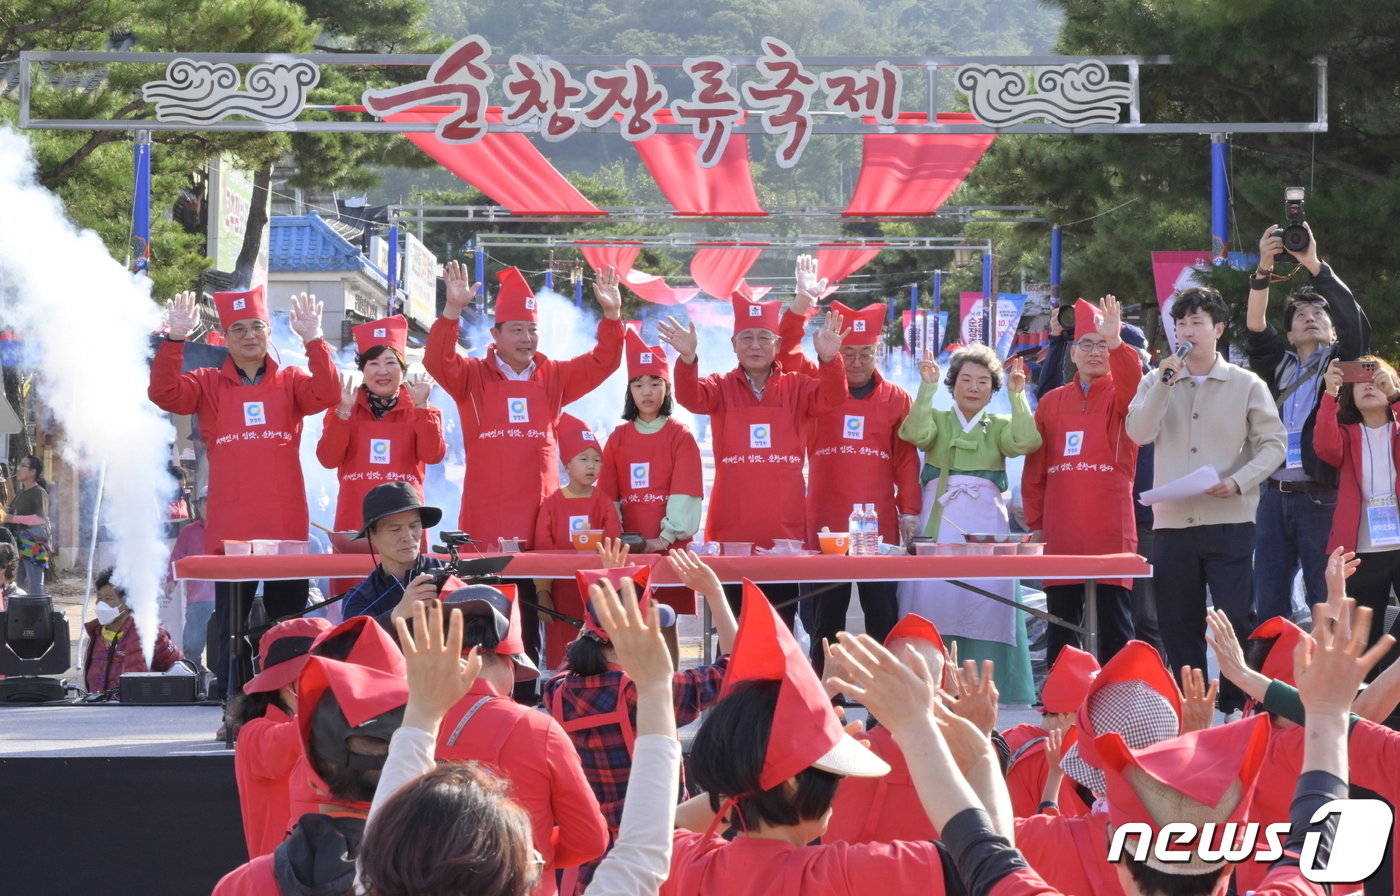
534 413 621 669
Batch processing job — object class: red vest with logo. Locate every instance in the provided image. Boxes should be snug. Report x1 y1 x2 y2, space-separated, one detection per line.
598 418 703 544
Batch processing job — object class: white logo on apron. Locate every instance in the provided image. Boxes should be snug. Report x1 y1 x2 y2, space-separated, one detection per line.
843 415 865 440
507 397 529 423
243 401 265 426
1063 430 1084 457
569 515 590 532
369 439 391 465
750 423 771 448
630 462 650 488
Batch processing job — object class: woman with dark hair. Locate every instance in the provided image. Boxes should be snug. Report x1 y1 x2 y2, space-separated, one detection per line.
316 316 446 555
541 549 737 894
598 330 703 554
360 583 683 896
4 454 50 593
1314 355 1400 670
896 345 1042 703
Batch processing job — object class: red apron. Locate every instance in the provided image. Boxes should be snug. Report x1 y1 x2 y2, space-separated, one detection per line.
206 373 311 549
464 375 558 545
708 402 807 547
599 418 703 547
806 378 915 546
323 387 436 533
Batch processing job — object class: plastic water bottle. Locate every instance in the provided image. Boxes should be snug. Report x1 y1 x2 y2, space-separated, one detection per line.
848 504 865 555
862 503 880 555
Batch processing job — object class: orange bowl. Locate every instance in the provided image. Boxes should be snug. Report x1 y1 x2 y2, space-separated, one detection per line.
818 532 850 555
570 529 606 551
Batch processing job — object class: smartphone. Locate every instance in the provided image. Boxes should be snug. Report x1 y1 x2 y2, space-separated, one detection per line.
1337 360 1378 383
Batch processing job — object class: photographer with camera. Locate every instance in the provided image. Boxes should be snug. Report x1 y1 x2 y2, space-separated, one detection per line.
339 482 448 629
1245 210 1368 623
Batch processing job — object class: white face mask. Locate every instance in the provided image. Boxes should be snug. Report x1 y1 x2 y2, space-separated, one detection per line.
94 601 121 626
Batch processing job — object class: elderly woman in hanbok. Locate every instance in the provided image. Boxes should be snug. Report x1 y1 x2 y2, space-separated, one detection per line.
897 344 1041 703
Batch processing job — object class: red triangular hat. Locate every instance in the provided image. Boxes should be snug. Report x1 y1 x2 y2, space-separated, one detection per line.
1040 646 1102 715
625 328 670 381
577 564 655 638
244 616 334 695
295 655 409 756
1098 715 1271 872
831 300 885 347
1070 640 1181 780
1073 299 1103 339
731 294 781 335
310 614 407 677
1249 616 1306 687
883 613 948 658
213 285 268 329
352 315 408 356
721 580 888 789
555 412 601 465
494 267 538 324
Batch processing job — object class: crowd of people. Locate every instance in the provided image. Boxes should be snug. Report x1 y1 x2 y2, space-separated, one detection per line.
120 221 1400 893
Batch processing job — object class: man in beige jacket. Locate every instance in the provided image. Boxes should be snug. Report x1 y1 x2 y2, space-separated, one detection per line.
1126 286 1285 715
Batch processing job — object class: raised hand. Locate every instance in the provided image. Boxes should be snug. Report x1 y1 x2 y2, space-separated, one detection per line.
407 373 433 407
828 632 937 737
918 348 941 385
1096 294 1123 347
336 373 358 416
1374 362 1400 402
597 536 631 569
666 549 722 597
1257 225 1283 272
442 260 481 320
1323 359 1343 398
794 253 827 315
1205 607 1269 704
593 265 623 320
948 659 999 735
1006 357 1027 393
1178 665 1219 733
813 307 849 362
589 578 673 687
657 315 699 363
395 598 483 734
167 291 199 339
289 292 324 343
1297 597 1395 716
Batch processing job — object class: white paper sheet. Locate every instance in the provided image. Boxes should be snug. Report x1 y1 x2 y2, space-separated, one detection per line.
1138 464 1220 506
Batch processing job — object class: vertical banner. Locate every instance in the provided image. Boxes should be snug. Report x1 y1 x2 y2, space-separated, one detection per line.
959 293 1026 359
400 232 439 328
130 133 151 276
1150 251 1210 352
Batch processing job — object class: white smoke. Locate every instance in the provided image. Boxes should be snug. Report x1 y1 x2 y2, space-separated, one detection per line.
0 125 175 665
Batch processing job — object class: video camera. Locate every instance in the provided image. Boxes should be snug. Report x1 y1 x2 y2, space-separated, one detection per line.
1274 187 1309 266
429 531 512 590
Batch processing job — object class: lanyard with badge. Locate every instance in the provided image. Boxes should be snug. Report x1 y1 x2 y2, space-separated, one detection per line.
1365 430 1400 546
1281 356 1321 469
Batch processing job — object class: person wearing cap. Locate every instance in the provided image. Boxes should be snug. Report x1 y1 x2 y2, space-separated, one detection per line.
213 654 409 896
897 343 1041 704
1001 645 1099 819
1012 641 1181 896
431 583 608 896
82 567 184 695
542 552 737 894
1127 286 1286 716
597 329 703 554
317 315 445 555
533 413 623 669
778 255 922 662
151 287 340 698
338 481 447 628
227 616 332 858
657 293 848 623
1024 295 1141 666
1246 223 1366 622
166 485 216 667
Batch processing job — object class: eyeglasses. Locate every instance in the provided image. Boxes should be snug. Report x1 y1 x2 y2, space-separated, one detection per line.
1074 340 1111 354
227 322 269 337
736 333 777 346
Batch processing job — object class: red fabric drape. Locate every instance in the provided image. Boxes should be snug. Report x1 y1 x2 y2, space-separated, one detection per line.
815 243 887 297
622 271 699 306
844 113 995 217
578 242 642 275
386 109 603 216
633 111 766 216
689 245 767 300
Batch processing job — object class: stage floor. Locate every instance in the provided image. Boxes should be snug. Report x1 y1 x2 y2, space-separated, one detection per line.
0 702 227 758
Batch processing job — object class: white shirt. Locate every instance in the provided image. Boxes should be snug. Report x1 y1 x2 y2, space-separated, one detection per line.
495 354 537 381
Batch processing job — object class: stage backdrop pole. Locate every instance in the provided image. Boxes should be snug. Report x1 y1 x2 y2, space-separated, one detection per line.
1211 134 1228 264
931 270 942 354
1049 225 1062 303
129 130 151 276
981 251 994 347
386 219 399 314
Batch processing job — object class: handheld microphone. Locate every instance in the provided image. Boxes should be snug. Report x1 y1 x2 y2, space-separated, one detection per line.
1161 340 1193 383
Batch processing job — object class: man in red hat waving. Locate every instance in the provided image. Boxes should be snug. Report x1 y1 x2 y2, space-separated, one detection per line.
779 255 921 659
658 286 848 624
150 287 340 699
429 262 624 697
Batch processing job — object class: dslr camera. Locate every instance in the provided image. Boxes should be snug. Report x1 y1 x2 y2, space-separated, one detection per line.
1273 187 1309 266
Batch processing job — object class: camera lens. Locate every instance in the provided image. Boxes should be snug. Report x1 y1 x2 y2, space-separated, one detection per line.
1056 304 1077 331
1281 224 1310 253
